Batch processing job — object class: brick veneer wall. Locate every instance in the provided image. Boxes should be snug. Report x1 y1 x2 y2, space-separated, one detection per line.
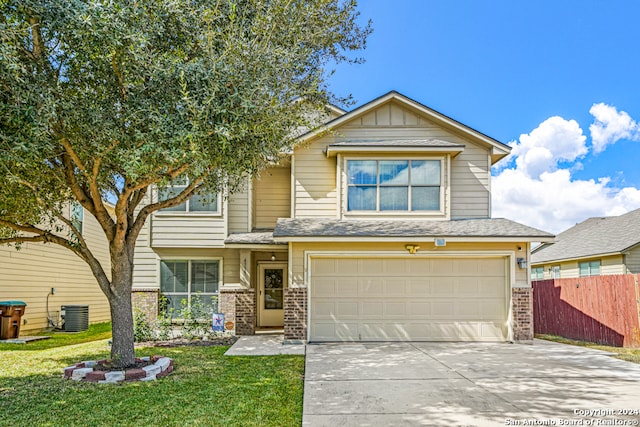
284 288 307 341
512 287 533 342
131 288 159 322
219 288 255 335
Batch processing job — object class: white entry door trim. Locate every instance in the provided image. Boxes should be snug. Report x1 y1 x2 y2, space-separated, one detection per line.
258 262 288 327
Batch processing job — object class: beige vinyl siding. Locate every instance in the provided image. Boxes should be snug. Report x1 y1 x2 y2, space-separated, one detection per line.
228 186 250 233
289 241 527 289
535 254 625 278
626 245 640 274
293 138 338 218
132 219 158 288
150 214 226 247
0 209 110 332
253 164 291 229
450 144 490 219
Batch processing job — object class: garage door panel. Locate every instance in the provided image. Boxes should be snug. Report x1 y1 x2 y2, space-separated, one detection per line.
310 257 507 342
359 278 384 296
312 278 337 297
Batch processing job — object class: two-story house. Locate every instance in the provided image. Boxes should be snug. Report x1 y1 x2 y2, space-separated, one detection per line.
131 91 554 343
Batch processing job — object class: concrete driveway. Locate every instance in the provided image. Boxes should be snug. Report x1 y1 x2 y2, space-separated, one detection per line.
303 340 640 426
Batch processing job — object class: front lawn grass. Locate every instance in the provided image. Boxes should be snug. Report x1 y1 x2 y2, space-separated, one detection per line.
537 334 640 364
0 325 304 426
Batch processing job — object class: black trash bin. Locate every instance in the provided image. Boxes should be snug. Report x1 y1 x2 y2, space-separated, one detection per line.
0 301 27 340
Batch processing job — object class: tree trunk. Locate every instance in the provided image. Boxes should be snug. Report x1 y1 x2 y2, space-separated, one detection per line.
108 262 136 368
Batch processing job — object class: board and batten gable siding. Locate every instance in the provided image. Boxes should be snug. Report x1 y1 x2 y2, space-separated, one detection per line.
253 164 291 229
0 208 111 332
292 100 492 219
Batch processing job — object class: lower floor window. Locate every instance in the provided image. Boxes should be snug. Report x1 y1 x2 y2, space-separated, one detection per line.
160 260 220 316
531 267 544 280
579 260 600 277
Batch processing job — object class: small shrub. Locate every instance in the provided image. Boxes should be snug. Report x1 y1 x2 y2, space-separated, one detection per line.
133 309 154 343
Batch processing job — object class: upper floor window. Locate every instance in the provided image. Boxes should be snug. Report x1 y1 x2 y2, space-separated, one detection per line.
158 178 218 213
579 260 600 277
347 160 441 212
70 202 83 235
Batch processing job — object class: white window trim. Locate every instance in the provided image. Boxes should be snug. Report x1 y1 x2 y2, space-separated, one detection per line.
578 260 601 277
339 155 447 219
158 257 224 310
154 181 222 217
69 202 84 235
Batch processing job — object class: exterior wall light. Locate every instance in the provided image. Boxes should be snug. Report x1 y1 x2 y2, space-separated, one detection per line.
517 258 527 269
405 244 420 254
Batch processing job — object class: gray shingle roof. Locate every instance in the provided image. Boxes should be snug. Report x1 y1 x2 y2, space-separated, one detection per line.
273 218 553 240
531 208 640 263
224 231 285 245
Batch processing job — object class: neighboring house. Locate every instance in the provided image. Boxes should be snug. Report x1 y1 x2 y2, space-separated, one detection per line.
132 91 553 343
0 204 112 333
531 208 640 280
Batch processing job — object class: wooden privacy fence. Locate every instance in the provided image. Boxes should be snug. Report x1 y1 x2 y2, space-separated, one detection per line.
533 274 640 347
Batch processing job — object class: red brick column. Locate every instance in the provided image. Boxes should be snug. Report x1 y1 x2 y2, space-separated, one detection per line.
219 288 255 335
284 288 307 341
512 287 533 342
131 288 159 321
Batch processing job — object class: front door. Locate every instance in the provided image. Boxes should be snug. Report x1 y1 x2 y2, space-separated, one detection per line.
258 263 288 327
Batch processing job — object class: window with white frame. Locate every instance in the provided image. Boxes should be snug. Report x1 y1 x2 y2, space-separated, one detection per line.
160 260 221 315
158 177 218 213
347 159 441 212
531 267 544 280
552 265 561 279
70 202 84 235
579 260 600 277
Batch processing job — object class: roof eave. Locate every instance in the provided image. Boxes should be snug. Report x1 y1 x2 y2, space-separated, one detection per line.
274 235 555 243
531 250 624 266
325 145 465 158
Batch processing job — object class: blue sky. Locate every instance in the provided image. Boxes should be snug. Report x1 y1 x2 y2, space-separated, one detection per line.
327 1 640 233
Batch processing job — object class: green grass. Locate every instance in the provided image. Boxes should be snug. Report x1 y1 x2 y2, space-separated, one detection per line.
537 334 640 364
0 322 113 351
0 325 304 426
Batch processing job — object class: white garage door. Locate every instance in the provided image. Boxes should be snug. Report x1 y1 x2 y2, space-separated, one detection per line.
309 257 508 342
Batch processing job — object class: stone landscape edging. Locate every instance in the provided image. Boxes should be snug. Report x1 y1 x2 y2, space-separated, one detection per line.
63 356 174 383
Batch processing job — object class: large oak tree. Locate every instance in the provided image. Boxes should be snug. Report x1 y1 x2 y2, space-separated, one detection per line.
0 0 369 367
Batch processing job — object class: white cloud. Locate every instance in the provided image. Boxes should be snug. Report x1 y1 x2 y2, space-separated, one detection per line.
508 116 587 179
589 103 640 153
492 112 640 234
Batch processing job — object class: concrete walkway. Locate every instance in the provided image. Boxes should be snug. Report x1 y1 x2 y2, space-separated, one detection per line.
303 340 640 426
224 334 305 356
